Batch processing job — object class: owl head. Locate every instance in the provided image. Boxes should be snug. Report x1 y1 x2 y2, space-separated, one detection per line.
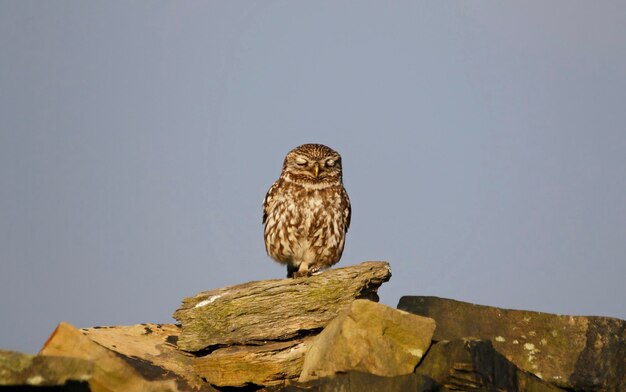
282 144 343 184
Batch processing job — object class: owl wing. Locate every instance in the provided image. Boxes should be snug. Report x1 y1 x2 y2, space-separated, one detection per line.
342 188 351 233
262 182 278 224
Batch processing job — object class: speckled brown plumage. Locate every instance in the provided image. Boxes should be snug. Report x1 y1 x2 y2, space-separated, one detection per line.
263 144 351 278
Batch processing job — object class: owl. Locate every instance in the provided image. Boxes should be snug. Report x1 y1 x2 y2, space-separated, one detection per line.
263 144 351 278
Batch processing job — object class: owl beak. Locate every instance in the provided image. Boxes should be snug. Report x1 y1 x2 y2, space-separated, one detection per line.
313 163 320 177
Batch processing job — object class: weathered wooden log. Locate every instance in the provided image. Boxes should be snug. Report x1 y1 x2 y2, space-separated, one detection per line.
173 261 391 353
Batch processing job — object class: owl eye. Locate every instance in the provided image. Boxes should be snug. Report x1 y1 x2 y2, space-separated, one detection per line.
295 157 308 166
325 159 336 167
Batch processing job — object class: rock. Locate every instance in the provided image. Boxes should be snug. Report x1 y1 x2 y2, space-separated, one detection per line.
286 371 442 392
416 338 563 392
8 266 621 391
79 323 214 391
173 261 391 352
398 296 626 391
40 321 216 392
0 349 92 390
193 337 315 388
299 299 436 382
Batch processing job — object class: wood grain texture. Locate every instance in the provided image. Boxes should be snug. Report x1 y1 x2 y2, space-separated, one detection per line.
173 261 391 352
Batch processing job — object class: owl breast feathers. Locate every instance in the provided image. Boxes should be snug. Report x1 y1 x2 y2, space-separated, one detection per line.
263 143 351 278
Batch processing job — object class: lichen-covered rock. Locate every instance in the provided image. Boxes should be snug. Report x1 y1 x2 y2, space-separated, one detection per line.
399 296 626 391
174 261 391 352
41 322 215 392
299 299 436 382
416 339 563 392
287 371 442 392
80 323 214 391
0 349 92 390
193 337 315 387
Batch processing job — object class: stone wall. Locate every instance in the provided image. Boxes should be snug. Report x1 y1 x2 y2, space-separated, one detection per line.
1 261 624 391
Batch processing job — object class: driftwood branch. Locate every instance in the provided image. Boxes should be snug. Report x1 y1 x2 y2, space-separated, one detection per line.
173 261 391 353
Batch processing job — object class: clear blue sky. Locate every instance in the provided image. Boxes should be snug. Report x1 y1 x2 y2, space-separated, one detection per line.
2 2 625 354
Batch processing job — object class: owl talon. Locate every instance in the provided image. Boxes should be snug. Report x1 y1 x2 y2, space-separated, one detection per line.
291 270 312 278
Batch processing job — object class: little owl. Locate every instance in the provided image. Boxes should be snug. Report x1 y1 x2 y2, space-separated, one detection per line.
263 144 351 278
